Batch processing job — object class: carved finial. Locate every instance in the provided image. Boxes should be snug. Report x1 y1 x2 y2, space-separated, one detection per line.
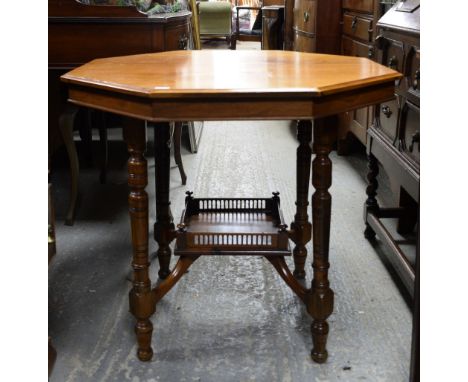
177 223 187 232
185 191 194 204
278 223 288 232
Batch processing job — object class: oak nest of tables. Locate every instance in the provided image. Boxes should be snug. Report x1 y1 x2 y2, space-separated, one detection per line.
61 50 400 363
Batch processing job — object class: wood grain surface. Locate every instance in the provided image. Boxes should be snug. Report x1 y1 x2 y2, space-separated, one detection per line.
61 50 400 98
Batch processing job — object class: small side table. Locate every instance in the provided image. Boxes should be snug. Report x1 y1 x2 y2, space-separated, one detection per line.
61 50 400 363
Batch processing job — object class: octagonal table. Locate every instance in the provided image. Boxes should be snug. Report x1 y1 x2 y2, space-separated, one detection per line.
61 50 400 363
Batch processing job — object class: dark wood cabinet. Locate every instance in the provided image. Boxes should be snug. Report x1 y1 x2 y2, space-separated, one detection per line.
284 0 341 54
337 0 383 153
364 0 420 296
48 0 192 224
262 5 285 50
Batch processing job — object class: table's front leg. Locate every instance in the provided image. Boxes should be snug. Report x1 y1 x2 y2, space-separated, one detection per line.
154 123 175 279
307 116 337 363
291 120 312 279
123 118 155 362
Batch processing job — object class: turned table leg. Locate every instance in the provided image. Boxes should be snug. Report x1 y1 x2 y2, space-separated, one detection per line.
123 118 155 361
291 120 312 279
307 117 336 363
154 123 176 279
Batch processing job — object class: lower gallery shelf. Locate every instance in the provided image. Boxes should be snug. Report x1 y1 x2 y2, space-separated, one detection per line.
174 193 291 256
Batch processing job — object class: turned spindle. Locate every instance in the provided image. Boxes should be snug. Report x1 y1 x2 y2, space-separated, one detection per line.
364 152 379 240
124 118 155 361
291 120 313 279
153 123 176 279
307 117 336 363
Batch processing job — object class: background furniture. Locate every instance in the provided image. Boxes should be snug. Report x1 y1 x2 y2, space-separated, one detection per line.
198 0 236 48
364 0 420 296
336 0 386 154
49 0 192 224
261 5 284 49
284 0 340 53
235 0 263 43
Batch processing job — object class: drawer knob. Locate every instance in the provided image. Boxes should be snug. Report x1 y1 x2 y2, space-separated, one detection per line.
381 105 392 118
351 16 357 30
388 56 398 70
303 11 309 23
409 131 420 153
368 46 374 59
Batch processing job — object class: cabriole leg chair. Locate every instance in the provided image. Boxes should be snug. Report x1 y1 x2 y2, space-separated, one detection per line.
198 0 236 49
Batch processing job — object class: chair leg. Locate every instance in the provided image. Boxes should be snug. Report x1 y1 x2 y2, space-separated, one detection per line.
58 105 80 226
173 122 187 185
229 34 237 50
79 109 94 167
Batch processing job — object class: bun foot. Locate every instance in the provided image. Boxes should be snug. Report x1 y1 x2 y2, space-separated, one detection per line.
137 348 153 362
311 349 328 364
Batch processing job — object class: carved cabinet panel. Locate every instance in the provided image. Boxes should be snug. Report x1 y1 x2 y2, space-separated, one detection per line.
337 0 381 154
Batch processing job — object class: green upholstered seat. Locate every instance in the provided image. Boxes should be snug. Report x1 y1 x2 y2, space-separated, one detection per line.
198 1 232 36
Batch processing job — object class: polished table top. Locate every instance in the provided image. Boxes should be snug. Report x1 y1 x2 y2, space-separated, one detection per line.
61 51 400 121
62 50 399 98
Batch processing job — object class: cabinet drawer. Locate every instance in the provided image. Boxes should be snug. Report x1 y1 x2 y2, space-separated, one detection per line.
343 13 373 42
293 0 316 34
341 36 374 59
353 38 374 59
377 98 399 142
343 0 374 13
377 36 405 74
400 101 420 164
164 22 190 51
293 30 316 52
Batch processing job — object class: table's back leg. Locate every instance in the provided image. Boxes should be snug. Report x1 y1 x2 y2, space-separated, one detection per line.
123 118 155 362
307 116 337 363
154 122 176 279
290 120 312 279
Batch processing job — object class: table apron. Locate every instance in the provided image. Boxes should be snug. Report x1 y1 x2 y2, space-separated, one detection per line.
67 83 395 121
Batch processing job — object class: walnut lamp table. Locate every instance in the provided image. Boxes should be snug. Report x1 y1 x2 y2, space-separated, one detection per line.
61 50 400 363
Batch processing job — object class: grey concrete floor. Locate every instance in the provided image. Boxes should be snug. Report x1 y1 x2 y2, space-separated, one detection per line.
49 119 413 382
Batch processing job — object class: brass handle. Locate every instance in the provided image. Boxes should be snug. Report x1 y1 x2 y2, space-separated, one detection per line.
413 69 420 89
178 34 188 50
381 105 392 118
409 131 420 152
351 16 357 30
303 11 309 22
388 56 398 70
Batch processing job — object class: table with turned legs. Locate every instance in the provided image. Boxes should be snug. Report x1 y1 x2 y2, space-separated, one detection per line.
61 50 400 363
